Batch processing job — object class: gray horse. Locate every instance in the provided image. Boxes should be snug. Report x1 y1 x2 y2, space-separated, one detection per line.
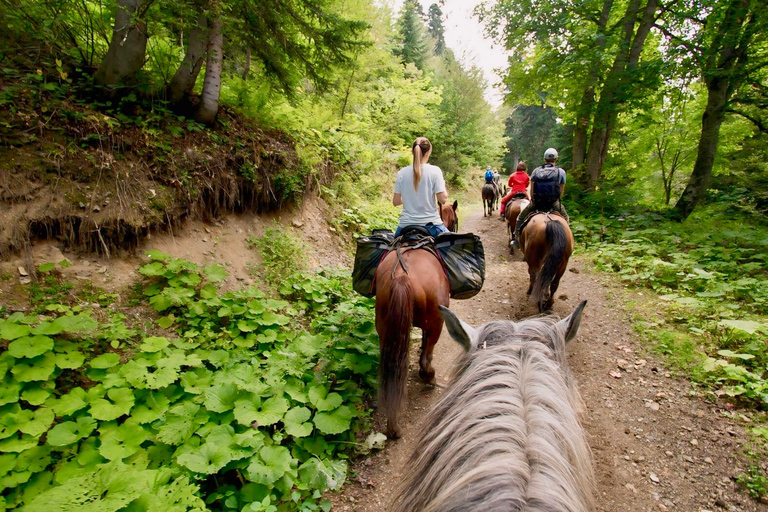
393 301 594 512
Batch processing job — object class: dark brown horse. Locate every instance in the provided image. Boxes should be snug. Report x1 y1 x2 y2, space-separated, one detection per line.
481 184 497 217
374 243 450 438
504 195 528 249
519 213 574 312
440 200 459 232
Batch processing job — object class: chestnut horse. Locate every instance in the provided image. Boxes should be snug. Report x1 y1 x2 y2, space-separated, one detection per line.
440 200 459 232
519 213 574 312
481 184 497 217
504 195 528 249
374 240 450 438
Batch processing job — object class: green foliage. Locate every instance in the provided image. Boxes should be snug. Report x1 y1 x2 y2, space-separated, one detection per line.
248 227 305 286
0 255 379 510
576 203 768 408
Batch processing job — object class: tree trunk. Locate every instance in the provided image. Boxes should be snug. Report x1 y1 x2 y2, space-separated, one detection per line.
168 13 208 103
94 0 149 87
572 0 613 171
585 0 659 187
194 11 223 124
242 48 251 81
674 79 729 218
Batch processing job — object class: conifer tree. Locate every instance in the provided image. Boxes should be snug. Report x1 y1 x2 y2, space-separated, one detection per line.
395 0 428 69
427 3 446 55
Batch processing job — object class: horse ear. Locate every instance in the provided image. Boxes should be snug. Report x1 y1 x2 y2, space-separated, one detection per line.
558 300 587 343
452 200 458 212
439 305 475 351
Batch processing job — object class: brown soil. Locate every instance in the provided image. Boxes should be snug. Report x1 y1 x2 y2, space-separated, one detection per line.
331 205 767 512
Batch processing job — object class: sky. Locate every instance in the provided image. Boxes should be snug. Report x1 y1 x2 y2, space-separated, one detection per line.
384 0 510 107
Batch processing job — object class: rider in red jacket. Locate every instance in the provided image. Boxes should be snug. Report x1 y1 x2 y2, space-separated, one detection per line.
499 161 530 216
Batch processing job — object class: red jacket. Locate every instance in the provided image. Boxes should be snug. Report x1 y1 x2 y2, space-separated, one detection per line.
509 171 530 194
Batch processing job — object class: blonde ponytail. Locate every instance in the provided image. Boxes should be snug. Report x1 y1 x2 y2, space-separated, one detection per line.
411 137 432 192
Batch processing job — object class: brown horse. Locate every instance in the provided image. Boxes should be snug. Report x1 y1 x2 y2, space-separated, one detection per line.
481 184 497 217
519 213 574 312
504 195 528 249
440 200 459 232
374 242 450 438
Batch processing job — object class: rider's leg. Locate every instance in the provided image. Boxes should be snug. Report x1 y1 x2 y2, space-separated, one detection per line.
425 224 449 238
394 226 403 237
557 200 570 223
515 202 534 241
499 190 513 216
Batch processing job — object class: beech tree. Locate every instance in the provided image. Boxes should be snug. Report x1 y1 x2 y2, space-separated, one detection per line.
94 0 153 88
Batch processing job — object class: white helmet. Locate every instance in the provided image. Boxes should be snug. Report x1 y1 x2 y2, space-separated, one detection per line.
544 148 558 161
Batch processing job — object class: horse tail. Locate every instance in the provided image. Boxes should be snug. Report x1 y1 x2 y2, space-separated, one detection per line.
533 221 567 309
379 273 413 437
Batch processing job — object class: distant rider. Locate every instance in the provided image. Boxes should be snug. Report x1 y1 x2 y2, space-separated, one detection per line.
511 148 569 249
393 137 449 238
499 161 530 217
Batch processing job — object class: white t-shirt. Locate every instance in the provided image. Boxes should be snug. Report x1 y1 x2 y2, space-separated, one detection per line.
394 163 446 227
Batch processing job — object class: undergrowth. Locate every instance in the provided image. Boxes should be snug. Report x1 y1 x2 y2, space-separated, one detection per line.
0 250 379 511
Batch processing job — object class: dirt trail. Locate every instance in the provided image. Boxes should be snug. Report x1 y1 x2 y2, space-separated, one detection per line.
333 205 766 512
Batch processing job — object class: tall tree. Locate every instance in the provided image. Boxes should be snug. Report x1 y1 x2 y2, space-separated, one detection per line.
94 0 153 88
167 9 209 103
194 5 223 124
394 0 428 69
427 3 445 55
664 0 768 218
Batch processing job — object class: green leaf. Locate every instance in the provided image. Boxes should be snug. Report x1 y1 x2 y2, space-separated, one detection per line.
199 284 217 299
54 349 85 369
308 385 342 411
254 396 289 426
718 319 765 334
203 384 239 413
297 458 347 491
51 314 97 333
146 249 171 261
204 264 228 283
0 321 31 340
156 315 175 329
149 294 173 312
47 416 97 447
37 262 56 273
99 421 149 461
176 441 233 474
257 311 290 326
246 445 294 485
8 336 54 358
0 378 21 406
48 388 88 416
140 336 169 353
283 407 313 438
21 385 51 406
89 387 135 421
19 408 54 437
12 353 57 382
156 402 209 445
0 433 39 452
90 353 120 369
717 349 756 360
313 405 353 435
131 391 171 424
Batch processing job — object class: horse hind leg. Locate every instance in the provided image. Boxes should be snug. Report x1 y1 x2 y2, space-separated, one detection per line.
527 266 535 295
418 322 441 386
546 274 564 310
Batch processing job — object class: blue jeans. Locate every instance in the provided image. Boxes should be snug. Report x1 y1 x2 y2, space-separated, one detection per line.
395 224 449 238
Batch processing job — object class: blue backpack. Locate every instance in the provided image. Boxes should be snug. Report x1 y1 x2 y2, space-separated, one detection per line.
485 170 493 182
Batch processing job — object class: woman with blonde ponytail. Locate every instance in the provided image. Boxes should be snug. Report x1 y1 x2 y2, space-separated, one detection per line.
392 137 449 237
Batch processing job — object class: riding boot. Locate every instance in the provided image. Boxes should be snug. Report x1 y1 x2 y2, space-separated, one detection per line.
514 202 535 243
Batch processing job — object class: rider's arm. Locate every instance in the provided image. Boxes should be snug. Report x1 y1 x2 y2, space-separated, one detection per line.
560 184 565 197
393 193 402 206
436 191 448 204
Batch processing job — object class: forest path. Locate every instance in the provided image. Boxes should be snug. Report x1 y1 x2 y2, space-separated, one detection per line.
332 204 765 512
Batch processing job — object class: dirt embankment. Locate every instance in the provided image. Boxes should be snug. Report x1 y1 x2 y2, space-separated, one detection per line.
332 206 767 512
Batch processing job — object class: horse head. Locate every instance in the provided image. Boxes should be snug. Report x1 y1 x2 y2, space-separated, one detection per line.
440 200 459 232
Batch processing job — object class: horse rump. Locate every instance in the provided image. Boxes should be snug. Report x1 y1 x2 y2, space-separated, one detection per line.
532 220 567 310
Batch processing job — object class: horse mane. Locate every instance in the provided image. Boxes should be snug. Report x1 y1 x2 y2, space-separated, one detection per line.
393 316 594 512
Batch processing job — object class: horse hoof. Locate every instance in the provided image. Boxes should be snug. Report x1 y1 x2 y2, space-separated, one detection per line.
387 426 401 440
419 368 436 385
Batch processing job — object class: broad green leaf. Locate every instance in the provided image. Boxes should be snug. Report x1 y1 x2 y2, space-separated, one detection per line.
16 445 51 473
284 407 313 438
257 311 290 326
54 349 85 370
37 263 55 273
313 405 353 435
90 353 121 369
176 441 233 474
233 396 260 426
98 421 149 461
131 391 171 424
156 402 209 445
308 385 343 411
139 262 166 277
283 378 308 403
149 294 173 312
8 336 54 358
203 264 228 283
89 387 135 421
48 388 88 416
47 416 96 447
0 434 38 452
199 284 217 299
717 350 756 360
19 408 54 437
156 315 175 329
12 353 57 382
51 314 98 333
180 368 214 394
253 395 289 426
203 384 239 413
0 321 31 340
718 319 765 334
0 378 21 406
146 249 171 261
297 457 347 491
140 336 169 353
21 385 52 406
246 445 294 485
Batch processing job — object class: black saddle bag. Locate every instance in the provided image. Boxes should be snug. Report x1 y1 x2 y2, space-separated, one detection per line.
435 233 485 299
352 230 394 297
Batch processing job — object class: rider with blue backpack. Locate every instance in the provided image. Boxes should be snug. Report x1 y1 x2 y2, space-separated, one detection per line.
511 148 569 249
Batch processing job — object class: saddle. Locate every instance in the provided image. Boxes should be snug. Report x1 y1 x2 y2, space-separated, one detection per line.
512 192 528 200
388 226 439 277
518 210 566 234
